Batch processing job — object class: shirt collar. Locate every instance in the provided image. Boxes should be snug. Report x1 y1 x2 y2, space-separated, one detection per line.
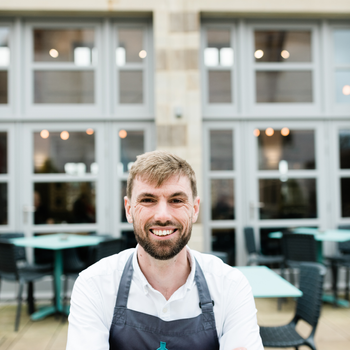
132 244 196 296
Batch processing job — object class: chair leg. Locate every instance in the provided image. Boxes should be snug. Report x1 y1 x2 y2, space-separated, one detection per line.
330 260 339 307
345 267 350 301
15 280 24 332
27 281 35 315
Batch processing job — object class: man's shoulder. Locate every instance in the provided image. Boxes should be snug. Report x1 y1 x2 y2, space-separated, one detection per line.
79 247 135 280
190 249 245 283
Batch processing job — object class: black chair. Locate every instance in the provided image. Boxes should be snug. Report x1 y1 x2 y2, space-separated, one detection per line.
244 227 285 267
0 241 54 331
94 237 127 262
324 225 350 304
260 262 326 350
203 251 229 264
282 232 318 285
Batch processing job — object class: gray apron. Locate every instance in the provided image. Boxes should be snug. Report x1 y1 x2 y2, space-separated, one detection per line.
109 253 220 350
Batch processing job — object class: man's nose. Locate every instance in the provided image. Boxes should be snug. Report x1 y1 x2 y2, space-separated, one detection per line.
154 200 172 222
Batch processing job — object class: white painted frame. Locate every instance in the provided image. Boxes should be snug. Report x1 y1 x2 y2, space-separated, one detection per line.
20 122 106 237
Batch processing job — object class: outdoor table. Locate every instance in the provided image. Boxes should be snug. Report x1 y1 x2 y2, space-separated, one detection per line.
236 266 302 298
11 233 103 321
269 228 350 307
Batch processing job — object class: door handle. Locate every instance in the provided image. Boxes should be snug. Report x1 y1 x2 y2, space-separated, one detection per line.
23 205 36 224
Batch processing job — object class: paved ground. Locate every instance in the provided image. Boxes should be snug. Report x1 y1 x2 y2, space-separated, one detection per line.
0 297 349 350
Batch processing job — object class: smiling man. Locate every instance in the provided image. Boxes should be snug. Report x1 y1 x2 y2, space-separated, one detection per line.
66 151 263 350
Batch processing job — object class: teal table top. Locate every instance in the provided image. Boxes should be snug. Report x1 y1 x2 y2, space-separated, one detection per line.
236 266 302 298
269 228 350 242
11 234 103 250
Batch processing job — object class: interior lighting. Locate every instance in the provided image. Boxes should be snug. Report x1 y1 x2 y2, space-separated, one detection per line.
49 49 59 58
40 130 49 139
60 131 69 140
86 128 94 135
220 48 234 66
204 48 219 66
0 47 10 66
265 127 274 137
253 129 260 137
119 130 127 139
254 50 264 59
342 85 350 96
281 50 290 59
281 127 290 136
139 50 147 59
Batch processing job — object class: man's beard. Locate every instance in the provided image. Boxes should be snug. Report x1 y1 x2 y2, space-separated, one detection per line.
133 219 192 260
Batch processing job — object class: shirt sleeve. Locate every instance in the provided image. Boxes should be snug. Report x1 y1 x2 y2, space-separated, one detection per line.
66 274 110 350
219 271 264 350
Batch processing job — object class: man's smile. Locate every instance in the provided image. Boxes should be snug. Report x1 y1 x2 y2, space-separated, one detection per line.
150 228 178 237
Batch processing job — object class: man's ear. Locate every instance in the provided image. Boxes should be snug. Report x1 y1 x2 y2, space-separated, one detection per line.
124 196 133 223
192 196 200 223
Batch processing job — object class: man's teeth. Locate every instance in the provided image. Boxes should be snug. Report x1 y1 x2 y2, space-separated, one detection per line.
152 230 174 236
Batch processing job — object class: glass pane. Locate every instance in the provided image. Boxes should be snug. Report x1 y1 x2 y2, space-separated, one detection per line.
119 71 143 104
259 227 285 258
254 31 311 62
34 182 96 224
256 71 313 103
33 29 95 64
335 70 350 104
119 130 144 173
0 183 7 225
34 71 94 104
211 228 235 265
0 132 7 173
121 180 127 222
257 129 315 170
341 178 350 218
211 179 234 220
117 29 144 65
0 71 8 104
0 27 10 67
339 130 350 169
33 131 95 174
208 71 232 103
205 29 233 67
210 130 233 171
259 178 317 219
334 30 350 65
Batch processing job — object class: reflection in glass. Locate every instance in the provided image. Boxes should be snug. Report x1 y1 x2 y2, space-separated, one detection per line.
34 131 95 174
34 71 94 104
208 71 232 103
120 131 144 173
260 227 285 257
210 130 233 171
0 132 7 173
119 71 143 104
255 31 311 62
0 28 10 67
0 183 7 225
258 129 315 170
0 71 8 104
205 29 233 67
211 179 234 220
117 29 144 64
211 228 235 265
34 182 96 224
33 29 95 63
339 130 350 169
121 181 127 222
256 71 313 103
341 178 350 217
259 178 317 219
335 70 350 104
334 30 350 65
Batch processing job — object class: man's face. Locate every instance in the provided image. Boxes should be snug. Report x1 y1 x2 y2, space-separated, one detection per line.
124 175 200 260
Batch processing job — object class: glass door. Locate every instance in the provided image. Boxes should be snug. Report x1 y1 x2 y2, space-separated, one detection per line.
20 122 106 241
246 121 327 257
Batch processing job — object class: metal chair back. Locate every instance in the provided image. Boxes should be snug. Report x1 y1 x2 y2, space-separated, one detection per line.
338 225 350 254
0 241 19 277
95 238 126 261
244 227 257 255
0 233 26 262
282 232 317 264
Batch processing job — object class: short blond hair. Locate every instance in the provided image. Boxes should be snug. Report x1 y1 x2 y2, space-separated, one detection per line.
127 151 197 199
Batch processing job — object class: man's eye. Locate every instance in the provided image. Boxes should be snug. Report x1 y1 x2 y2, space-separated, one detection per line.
171 199 183 204
141 198 155 203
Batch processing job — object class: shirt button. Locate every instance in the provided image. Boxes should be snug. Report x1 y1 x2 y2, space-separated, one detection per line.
162 307 168 313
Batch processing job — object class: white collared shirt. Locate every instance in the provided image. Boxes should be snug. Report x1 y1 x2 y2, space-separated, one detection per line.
66 246 263 350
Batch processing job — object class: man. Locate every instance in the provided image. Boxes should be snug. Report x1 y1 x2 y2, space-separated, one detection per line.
66 151 263 350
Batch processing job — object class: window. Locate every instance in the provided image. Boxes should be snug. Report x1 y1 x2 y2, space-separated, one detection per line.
339 129 350 218
0 132 8 225
0 27 10 105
